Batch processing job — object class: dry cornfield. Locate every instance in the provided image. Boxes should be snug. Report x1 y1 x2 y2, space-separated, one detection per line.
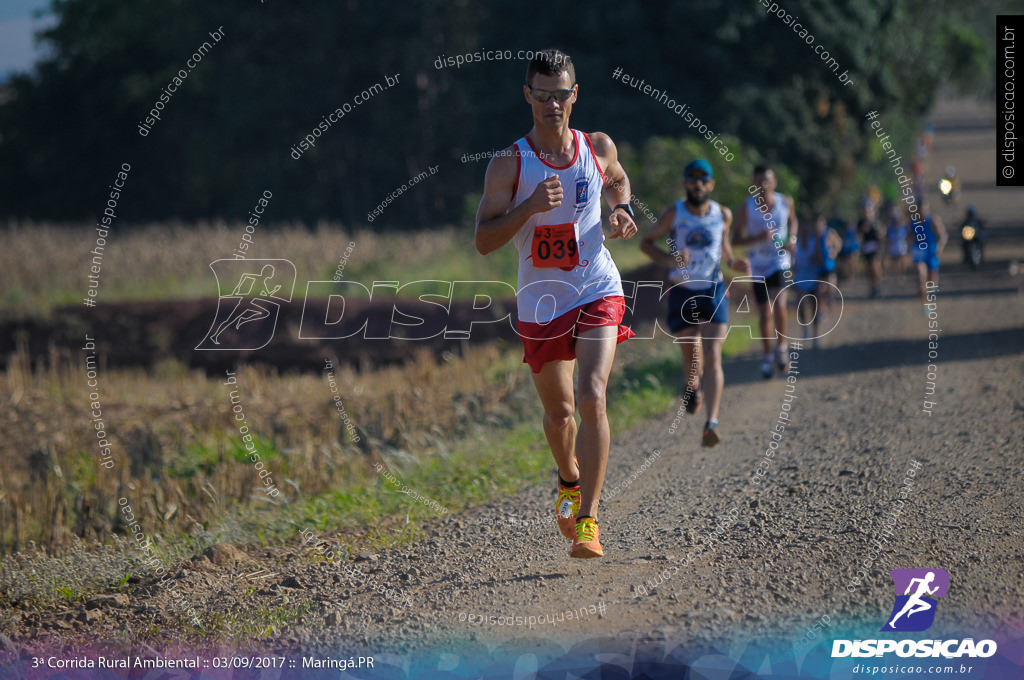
0 340 536 556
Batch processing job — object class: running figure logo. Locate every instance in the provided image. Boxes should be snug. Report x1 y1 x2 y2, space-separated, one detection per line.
881 568 950 632
575 178 589 206
196 259 296 350
574 178 589 218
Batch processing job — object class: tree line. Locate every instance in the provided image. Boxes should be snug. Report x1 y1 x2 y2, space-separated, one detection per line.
0 0 996 227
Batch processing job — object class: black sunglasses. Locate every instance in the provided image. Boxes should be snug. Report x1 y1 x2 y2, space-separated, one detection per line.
528 86 576 103
685 174 712 183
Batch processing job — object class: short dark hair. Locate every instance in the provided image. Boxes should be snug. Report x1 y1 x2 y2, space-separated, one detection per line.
525 49 575 88
753 164 772 175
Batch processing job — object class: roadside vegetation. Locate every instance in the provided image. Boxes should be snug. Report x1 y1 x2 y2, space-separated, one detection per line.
0 326 748 613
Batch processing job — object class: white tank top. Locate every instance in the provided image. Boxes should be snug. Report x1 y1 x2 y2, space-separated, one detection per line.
745 192 792 277
510 129 623 324
669 199 725 290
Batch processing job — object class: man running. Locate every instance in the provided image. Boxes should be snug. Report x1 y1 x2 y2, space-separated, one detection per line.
912 200 947 304
641 159 749 447
888 571 940 628
792 215 841 348
885 205 910 283
858 198 883 298
474 49 637 558
732 165 797 378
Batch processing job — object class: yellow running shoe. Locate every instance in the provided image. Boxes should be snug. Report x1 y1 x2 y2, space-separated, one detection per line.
570 517 603 558
555 484 581 539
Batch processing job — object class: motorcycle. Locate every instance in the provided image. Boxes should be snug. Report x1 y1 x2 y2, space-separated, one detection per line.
961 221 983 269
939 165 960 207
938 177 959 207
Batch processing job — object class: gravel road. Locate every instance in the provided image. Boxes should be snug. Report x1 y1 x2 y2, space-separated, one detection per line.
5 100 1023 678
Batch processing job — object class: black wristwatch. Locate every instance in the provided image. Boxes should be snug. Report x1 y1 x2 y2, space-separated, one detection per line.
613 203 635 219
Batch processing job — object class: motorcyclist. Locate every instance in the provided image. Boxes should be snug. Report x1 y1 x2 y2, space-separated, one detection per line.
960 205 985 267
939 165 961 206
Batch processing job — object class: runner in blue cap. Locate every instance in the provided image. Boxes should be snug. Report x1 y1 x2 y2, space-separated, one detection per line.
912 199 947 305
642 159 749 447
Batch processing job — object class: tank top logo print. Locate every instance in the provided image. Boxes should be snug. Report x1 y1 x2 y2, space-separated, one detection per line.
573 178 589 218
575 179 589 216
686 228 713 248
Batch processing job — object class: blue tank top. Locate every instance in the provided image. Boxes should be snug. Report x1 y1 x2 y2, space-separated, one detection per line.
887 223 908 245
793 237 818 282
914 217 936 252
841 227 860 255
819 233 835 270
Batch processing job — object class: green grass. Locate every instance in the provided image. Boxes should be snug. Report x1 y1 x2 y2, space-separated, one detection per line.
55 584 83 603
209 330 751 559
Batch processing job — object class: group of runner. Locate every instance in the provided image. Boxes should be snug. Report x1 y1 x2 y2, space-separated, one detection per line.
832 199 948 303
473 48 945 559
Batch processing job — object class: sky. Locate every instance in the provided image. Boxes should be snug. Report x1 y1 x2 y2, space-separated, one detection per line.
0 0 55 79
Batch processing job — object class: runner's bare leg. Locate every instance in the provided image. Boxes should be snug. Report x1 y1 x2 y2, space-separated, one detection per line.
530 359 579 484
758 298 774 355
916 262 928 302
573 325 618 519
677 333 702 389
701 323 726 423
772 288 788 350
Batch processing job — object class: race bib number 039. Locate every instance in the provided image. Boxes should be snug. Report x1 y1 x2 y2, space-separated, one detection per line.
531 222 580 269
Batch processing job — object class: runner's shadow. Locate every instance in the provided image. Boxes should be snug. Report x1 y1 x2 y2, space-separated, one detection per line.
720 326 1023 386
866 283 1021 302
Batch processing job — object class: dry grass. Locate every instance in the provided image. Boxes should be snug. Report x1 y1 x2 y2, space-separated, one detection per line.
0 219 650 315
0 217 671 610
0 340 535 556
0 325 709 620
0 537 133 608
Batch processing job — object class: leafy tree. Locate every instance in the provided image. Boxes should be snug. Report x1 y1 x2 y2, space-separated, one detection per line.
0 0 992 226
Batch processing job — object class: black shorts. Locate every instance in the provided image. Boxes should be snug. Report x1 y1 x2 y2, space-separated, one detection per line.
666 282 728 334
752 270 790 304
